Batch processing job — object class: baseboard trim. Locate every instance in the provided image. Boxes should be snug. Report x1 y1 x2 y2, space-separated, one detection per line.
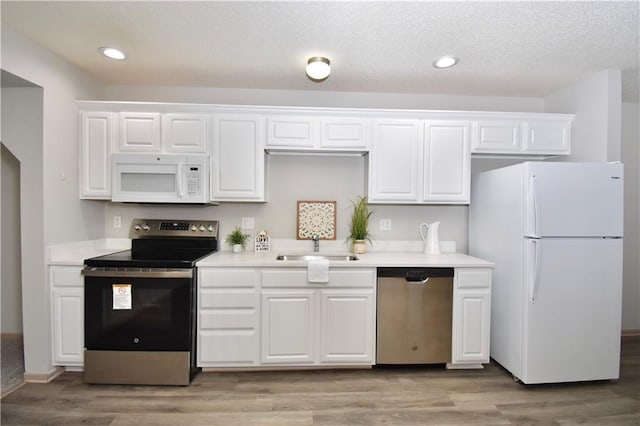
23 366 64 383
622 330 640 337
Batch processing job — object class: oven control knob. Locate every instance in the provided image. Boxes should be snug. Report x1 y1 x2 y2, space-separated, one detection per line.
133 337 140 344
134 224 141 231
191 225 197 232
199 225 206 232
207 225 214 232
142 224 150 232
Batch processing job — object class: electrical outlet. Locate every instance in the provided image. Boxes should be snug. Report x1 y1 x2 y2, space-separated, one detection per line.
113 215 122 229
241 217 255 230
379 219 392 231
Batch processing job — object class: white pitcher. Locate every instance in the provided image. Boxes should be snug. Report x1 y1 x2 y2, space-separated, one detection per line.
419 222 441 255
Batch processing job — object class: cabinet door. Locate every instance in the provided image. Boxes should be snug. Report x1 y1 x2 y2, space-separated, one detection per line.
52 286 84 365
368 119 421 202
319 289 374 363
162 113 207 153
118 112 161 152
471 120 521 153
261 290 315 364
266 115 315 149
452 269 491 365
319 117 368 149
423 120 470 203
523 119 571 155
211 114 266 201
80 111 114 199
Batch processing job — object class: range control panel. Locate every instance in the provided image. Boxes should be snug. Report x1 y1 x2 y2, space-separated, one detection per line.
129 219 219 239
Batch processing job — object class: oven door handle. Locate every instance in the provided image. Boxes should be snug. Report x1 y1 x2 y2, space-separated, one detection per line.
82 268 193 279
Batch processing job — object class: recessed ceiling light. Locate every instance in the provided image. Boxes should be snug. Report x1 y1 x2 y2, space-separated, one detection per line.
99 47 126 60
433 56 458 69
305 57 331 81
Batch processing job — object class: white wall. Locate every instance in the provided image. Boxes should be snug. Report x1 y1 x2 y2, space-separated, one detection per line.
622 102 640 331
544 69 622 162
104 85 545 112
1 144 22 334
1 87 46 374
1 26 105 376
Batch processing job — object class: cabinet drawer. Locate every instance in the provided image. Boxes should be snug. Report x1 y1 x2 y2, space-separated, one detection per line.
199 289 257 308
200 309 256 329
199 330 257 364
51 266 83 286
455 268 492 289
199 268 258 288
262 268 375 288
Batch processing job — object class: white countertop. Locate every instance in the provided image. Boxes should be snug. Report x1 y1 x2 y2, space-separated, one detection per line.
46 238 493 269
48 238 131 265
196 250 493 268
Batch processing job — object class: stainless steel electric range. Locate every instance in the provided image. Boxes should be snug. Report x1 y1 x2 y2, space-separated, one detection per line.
82 219 218 386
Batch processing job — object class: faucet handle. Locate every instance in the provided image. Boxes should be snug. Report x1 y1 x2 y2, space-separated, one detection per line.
311 234 320 241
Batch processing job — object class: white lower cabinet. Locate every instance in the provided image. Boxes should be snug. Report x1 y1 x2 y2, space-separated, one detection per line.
260 268 376 366
198 268 260 367
319 289 374 363
261 290 315 364
50 266 84 367
451 268 492 366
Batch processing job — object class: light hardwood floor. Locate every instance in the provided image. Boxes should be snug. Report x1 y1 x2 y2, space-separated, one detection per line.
1 337 638 425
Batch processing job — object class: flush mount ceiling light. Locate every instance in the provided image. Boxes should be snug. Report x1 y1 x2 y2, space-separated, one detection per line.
99 47 126 60
305 57 331 81
433 55 458 69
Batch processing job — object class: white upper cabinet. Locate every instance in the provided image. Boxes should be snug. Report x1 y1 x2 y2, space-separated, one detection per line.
118 112 161 152
211 114 266 202
368 119 421 203
472 120 521 153
522 119 571 154
368 119 471 204
80 111 114 199
423 120 470 203
471 114 572 156
267 115 315 148
266 115 368 151
162 113 208 153
319 117 368 149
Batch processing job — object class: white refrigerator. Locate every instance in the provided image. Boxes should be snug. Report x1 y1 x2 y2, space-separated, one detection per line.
469 162 623 384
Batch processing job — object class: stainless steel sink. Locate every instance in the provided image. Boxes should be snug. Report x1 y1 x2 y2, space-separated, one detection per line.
276 253 359 261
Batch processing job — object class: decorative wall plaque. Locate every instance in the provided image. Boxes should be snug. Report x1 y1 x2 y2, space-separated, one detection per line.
296 200 336 240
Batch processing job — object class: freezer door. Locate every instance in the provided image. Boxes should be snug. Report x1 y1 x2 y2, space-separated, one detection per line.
521 237 623 384
525 162 623 237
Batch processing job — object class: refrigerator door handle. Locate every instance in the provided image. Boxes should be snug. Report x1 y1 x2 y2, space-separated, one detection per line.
528 174 540 237
529 238 541 303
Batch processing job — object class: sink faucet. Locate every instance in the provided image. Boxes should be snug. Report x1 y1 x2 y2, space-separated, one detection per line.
311 234 320 252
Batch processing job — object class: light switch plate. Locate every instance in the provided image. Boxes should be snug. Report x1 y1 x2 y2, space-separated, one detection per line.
379 219 392 231
241 217 255 230
113 215 122 229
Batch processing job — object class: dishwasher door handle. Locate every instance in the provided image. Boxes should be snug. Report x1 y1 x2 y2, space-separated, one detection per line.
405 276 430 285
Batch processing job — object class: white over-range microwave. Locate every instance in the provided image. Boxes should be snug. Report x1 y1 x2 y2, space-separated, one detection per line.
111 153 210 203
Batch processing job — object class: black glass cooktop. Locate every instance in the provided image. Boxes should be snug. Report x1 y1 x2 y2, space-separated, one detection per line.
84 238 217 269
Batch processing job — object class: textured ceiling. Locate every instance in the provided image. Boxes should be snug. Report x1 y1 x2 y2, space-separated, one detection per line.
2 1 639 101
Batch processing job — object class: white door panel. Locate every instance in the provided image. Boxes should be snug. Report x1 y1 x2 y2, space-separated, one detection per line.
522 238 622 383
526 162 623 237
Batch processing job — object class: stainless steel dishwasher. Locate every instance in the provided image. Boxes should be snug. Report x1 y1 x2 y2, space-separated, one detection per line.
376 267 454 364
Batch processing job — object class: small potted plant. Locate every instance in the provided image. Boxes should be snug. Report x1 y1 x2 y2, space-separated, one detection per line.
225 226 250 253
347 195 372 254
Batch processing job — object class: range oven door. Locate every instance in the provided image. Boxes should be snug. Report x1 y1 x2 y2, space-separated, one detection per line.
83 267 195 351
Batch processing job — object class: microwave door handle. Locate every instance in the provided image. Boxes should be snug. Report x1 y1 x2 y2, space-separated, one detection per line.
176 163 184 198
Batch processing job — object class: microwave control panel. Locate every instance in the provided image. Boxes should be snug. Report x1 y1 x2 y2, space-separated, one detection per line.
186 166 201 195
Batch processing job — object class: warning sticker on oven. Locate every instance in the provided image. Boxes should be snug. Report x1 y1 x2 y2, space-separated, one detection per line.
112 284 132 310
